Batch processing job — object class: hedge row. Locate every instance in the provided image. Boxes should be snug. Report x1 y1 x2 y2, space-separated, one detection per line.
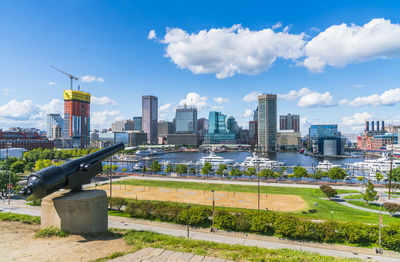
124 201 400 251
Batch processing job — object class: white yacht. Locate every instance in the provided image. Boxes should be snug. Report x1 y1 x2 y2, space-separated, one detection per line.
131 163 144 171
197 151 235 166
240 154 285 168
348 155 400 172
316 160 341 170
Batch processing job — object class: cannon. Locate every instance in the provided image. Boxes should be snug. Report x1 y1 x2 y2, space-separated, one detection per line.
19 142 125 198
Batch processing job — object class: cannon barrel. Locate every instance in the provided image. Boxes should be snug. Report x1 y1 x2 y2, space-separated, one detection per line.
19 142 124 198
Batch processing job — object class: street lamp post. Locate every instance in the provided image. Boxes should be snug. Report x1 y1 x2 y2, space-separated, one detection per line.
255 154 260 211
331 210 334 220
109 156 113 198
6 143 11 205
211 190 215 232
186 204 191 238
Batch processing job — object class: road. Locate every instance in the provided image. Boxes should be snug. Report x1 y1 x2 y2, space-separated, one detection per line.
1 200 400 262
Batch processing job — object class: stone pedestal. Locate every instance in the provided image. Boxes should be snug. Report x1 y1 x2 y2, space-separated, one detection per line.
41 189 108 234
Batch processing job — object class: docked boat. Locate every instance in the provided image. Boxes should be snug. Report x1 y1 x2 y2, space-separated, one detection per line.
240 154 284 168
196 151 235 166
131 163 144 171
316 160 341 170
347 155 400 172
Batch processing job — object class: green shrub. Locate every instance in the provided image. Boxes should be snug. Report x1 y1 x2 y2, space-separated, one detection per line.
233 212 251 232
108 197 128 212
35 227 69 238
214 210 236 230
26 194 42 206
177 207 211 227
273 215 299 238
338 222 378 245
249 212 275 235
382 224 400 252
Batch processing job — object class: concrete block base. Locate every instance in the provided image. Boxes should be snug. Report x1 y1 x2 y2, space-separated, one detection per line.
41 189 108 234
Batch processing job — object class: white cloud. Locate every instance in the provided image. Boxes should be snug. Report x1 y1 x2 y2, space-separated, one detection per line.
91 96 118 106
159 103 171 113
278 87 312 100
243 91 261 102
353 84 365 88
339 88 400 107
341 112 372 126
0 99 64 128
48 81 56 86
304 18 400 72
161 24 306 78
213 97 229 104
179 92 208 110
91 110 124 129
81 75 105 83
243 109 252 118
148 29 156 40
310 27 320 33
210 105 224 110
272 22 282 30
297 91 334 107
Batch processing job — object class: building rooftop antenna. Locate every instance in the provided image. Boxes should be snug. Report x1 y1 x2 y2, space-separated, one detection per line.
50 65 79 90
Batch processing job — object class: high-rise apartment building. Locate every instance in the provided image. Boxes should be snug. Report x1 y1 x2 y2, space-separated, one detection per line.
51 125 62 139
46 114 63 138
133 117 142 131
64 90 91 148
142 95 158 144
158 121 174 136
175 105 197 133
112 120 134 132
258 94 277 151
280 114 300 132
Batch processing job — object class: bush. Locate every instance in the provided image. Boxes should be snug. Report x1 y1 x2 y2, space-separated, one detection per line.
383 202 400 216
382 224 400 252
319 185 337 200
26 194 42 206
108 197 128 212
249 212 276 235
177 207 212 227
214 210 236 230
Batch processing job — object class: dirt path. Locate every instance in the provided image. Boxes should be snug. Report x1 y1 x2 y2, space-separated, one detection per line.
97 184 308 212
0 221 131 262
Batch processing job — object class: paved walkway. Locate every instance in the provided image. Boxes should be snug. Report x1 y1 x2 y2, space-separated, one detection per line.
2 201 400 261
335 193 397 216
107 247 233 262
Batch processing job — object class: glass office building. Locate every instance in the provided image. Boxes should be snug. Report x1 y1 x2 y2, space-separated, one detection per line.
175 105 197 133
133 116 142 131
46 114 63 138
142 96 158 144
204 111 236 144
258 94 277 152
308 125 343 155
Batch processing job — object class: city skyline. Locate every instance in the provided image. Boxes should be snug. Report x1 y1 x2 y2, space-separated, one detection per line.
2 1 400 134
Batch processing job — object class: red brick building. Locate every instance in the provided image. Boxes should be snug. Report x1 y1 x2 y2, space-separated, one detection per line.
0 130 54 150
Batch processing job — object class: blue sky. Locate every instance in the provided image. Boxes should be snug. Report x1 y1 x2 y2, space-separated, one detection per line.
1 1 400 134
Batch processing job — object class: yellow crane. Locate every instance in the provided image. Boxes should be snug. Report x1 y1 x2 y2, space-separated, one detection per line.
50 65 79 90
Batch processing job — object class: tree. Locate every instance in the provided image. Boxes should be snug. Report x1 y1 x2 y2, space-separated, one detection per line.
34 159 53 171
122 168 127 172
311 169 323 181
108 197 128 212
216 164 227 177
164 164 173 175
320 185 337 200
259 168 275 180
189 167 196 175
0 171 20 193
229 168 242 177
363 180 378 203
328 167 347 183
245 167 257 177
277 166 287 179
175 164 188 175
10 160 25 174
150 160 161 174
201 162 213 179
293 166 308 181
375 172 384 182
384 202 400 216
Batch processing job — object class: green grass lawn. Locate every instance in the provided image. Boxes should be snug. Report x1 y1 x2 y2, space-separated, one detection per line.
348 201 389 212
342 194 363 200
114 179 399 225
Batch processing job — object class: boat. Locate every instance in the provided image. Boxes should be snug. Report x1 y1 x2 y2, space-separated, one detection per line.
240 154 285 168
347 154 400 172
196 151 235 166
316 160 341 170
131 163 144 171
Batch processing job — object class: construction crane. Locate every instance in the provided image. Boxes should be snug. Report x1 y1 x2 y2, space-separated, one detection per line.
50 65 79 90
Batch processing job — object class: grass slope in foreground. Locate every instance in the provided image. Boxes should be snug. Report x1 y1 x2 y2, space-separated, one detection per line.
114 179 398 225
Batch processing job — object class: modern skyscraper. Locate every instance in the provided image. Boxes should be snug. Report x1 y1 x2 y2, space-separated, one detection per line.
253 107 258 121
280 114 300 132
112 120 134 132
133 116 142 131
308 125 343 155
258 94 277 151
205 111 236 144
175 105 197 133
142 95 158 144
64 90 91 148
227 116 238 136
46 113 63 138
158 121 174 136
